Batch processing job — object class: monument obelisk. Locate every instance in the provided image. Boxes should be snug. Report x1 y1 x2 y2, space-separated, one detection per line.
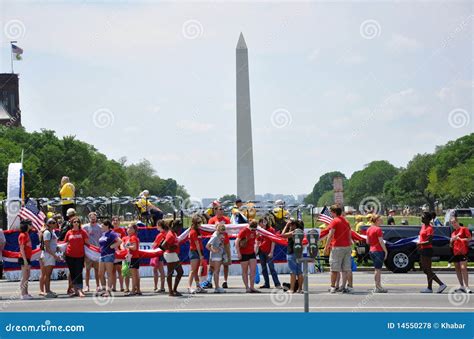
236 33 255 201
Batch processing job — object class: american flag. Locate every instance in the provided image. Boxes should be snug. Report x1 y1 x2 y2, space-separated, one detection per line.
19 199 45 231
11 44 23 60
317 206 333 225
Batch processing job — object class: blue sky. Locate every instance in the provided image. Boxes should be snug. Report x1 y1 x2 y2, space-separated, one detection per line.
0 0 472 200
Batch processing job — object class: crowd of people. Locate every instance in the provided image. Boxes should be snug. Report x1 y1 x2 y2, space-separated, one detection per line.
0 176 471 299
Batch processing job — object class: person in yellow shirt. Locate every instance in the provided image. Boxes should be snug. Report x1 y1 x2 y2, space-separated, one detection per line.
135 190 163 226
59 176 75 219
354 215 365 232
272 200 289 231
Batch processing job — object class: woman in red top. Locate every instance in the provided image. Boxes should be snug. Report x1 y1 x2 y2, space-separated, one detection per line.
111 216 125 292
366 215 388 293
150 220 168 293
188 216 205 294
18 219 33 300
256 217 281 289
236 220 260 293
417 212 446 293
64 217 90 297
450 218 472 293
125 223 142 296
161 220 183 296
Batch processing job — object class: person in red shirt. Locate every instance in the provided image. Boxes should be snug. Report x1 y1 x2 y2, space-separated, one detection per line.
206 206 231 288
256 217 281 289
188 216 206 294
18 220 33 300
450 218 472 293
366 215 388 293
125 223 142 296
417 212 446 293
111 216 126 292
236 220 260 293
323 205 352 293
150 220 168 293
161 220 183 297
64 217 90 297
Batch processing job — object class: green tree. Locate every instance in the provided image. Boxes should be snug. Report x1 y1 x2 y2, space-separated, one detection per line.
427 133 474 206
384 154 435 209
317 190 334 206
219 194 237 203
346 160 399 208
0 127 188 201
304 171 346 205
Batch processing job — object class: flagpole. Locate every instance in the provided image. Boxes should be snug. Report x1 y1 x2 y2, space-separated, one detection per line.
10 41 17 73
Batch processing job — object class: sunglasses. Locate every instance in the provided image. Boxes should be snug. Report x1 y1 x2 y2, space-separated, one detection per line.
72 221 80 224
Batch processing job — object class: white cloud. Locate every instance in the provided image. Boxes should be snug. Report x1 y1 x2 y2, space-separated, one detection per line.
376 88 427 120
437 80 473 106
386 34 421 53
307 49 320 62
176 119 214 132
340 52 366 65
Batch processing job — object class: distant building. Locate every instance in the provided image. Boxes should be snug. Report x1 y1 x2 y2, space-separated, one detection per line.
296 194 307 203
202 198 217 208
0 74 21 127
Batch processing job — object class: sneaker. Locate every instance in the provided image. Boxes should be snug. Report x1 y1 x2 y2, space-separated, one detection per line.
342 287 353 294
21 295 33 300
465 288 472 294
250 288 261 293
188 288 197 294
329 287 337 294
201 281 213 289
45 292 57 298
437 284 447 294
196 287 208 294
374 287 388 293
454 287 465 293
420 288 433 293
222 282 228 289
214 287 226 293
275 285 283 289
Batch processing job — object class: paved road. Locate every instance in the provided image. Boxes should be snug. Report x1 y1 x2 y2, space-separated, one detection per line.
0 272 472 312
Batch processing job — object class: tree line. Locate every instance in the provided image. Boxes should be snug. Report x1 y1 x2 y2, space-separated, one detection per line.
304 134 474 210
0 127 189 201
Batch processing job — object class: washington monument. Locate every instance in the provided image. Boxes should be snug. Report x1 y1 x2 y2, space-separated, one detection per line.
236 33 255 201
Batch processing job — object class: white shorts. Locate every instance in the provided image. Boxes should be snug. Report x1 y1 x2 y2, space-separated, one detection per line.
164 252 180 263
41 253 56 267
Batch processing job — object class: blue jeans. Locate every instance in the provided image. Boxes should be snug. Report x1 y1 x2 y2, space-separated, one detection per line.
259 252 281 287
287 254 303 275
